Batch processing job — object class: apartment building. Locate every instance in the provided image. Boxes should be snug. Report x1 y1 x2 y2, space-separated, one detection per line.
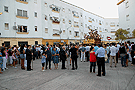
0 0 119 46
117 0 135 37
104 18 119 42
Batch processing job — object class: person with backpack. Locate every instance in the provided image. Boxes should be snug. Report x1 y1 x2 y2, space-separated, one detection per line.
119 43 127 67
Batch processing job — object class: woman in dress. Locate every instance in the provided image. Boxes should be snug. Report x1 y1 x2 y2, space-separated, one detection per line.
52 48 59 69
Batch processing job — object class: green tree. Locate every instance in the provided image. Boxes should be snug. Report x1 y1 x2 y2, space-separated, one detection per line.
115 28 129 41
132 29 135 37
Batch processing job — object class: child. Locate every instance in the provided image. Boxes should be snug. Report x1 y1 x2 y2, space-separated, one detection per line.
12 51 17 68
90 47 96 73
41 53 47 71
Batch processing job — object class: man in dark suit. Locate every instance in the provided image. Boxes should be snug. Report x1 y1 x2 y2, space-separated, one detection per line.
26 45 32 71
61 46 67 69
46 44 52 70
70 44 78 70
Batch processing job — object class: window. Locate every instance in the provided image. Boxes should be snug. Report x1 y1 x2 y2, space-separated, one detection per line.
18 41 28 47
105 29 108 32
68 9 71 13
45 28 48 33
81 23 83 27
35 41 38 45
63 30 65 34
99 20 102 25
5 23 9 30
69 20 71 24
72 11 79 17
44 2 47 7
35 12 37 17
125 1 129 8
106 22 108 25
110 22 115 27
117 25 119 27
62 8 65 12
85 24 87 28
50 4 60 12
74 21 79 27
17 9 27 17
18 25 27 32
4 41 10 47
75 32 79 36
126 14 129 21
35 26 37 31
69 31 72 35
88 17 92 22
4 6 8 12
63 19 65 23
80 13 82 17
23 10 27 17
51 17 60 24
45 15 47 20
17 9 22 16
85 16 87 19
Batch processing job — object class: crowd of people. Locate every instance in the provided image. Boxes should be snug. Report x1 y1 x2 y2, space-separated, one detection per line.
0 42 135 77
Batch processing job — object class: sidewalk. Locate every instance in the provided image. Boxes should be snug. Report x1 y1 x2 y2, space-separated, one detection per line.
0 58 135 90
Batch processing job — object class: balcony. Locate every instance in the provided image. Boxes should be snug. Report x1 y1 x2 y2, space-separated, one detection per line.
16 15 29 19
53 33 60 36
16 0 28 4
74 25 79 28
50 17 60 24
50 4 60 13
16 32 29 34
88 20 92 23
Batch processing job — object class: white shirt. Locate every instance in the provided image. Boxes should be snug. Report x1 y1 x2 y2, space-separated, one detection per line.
110 46 118 56
117 44 120 50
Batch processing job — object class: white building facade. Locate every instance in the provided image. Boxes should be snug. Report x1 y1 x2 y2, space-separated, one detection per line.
117 0 135 37
104 18 119 42
0 0 119 46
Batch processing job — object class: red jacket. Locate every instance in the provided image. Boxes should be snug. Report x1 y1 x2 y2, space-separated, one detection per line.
90 52 96 62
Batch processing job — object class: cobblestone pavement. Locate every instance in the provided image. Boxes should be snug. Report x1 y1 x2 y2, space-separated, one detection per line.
0 58 135 90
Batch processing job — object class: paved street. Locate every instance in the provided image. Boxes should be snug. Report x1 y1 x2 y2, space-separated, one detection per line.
0 58 135 90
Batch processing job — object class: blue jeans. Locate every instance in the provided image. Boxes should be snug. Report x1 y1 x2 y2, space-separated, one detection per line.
121 55 126 67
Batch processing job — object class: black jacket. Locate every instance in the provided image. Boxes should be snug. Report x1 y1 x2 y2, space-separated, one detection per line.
60 48 66 61
26 49 32 61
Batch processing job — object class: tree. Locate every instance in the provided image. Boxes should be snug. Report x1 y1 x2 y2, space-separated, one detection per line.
115 28 129 41
132 29 135 37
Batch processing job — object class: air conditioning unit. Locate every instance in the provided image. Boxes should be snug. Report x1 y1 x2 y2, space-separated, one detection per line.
13 26 18 30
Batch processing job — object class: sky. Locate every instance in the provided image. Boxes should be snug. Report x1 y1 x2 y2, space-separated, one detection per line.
64 0 119 18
